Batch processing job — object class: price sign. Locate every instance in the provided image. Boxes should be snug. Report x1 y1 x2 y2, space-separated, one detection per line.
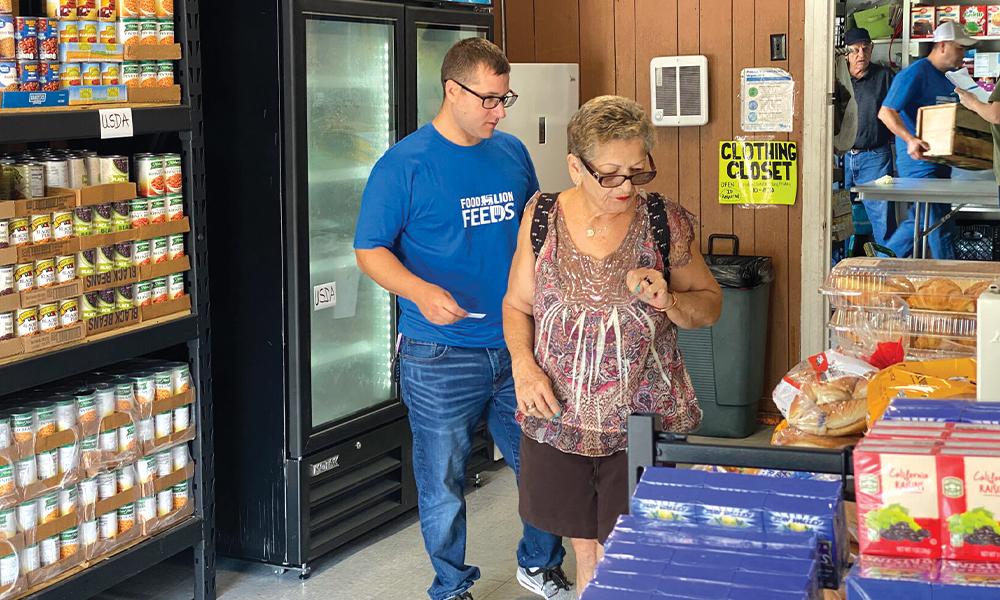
99 108 134 139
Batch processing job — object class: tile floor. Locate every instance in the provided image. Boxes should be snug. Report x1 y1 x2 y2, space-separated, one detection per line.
101 465 576 600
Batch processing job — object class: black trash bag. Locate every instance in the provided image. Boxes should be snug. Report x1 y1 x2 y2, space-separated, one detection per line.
704 234 775 289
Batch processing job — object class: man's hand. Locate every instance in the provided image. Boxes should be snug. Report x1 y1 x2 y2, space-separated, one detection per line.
907 136 931 161
414 283 468 325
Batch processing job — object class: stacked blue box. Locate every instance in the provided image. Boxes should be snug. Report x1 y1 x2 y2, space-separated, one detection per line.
629 467 846 589
882 398 1000 423
845 563 1000 599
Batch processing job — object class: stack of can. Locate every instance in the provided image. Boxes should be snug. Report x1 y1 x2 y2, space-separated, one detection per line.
0 148 128 199
134 153 183 217
0 16 61 92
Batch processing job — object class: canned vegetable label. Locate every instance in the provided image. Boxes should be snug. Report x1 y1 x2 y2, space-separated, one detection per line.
60 62 81 88
133 280 152 306
38 302 58 332
9 218 28 246
74 206 93 237
133 239 151 267
122 60 140 87
139 18 157 45
113 241 132 269
152 276 168 303
81 291 99 319
148 198 166 224
80 60 100 85
58 20 79 43
0 508 14 537
100 61 119 85
118 18 139 46
14 263 32 292
79 20 98 43
60 527 79 559
59 297 79 326
156 60 173 87
0 464 12 496
76 249 95 278
130 198 149 227
154 410 171 437
35 259 55 288
100 156 129 183
118 0 138 17
76 393 96 424
136 154 165 197
168 272 184 299
155 0 173 18
151 236 168 262
157 19 174 45
155 368 174 399
15 307 37 337
30 213 52 244
56 255 76 282
93 204 114 236
157 489 172 516
167 193 184 220
167 233 184 259
59 443 77 473
139 60 157 87
35 405 56 435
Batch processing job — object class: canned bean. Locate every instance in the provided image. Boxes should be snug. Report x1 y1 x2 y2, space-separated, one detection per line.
79 20 98 43
115 379 135 411
156 60 173 87
35 259 55 289
171 444 188 471
113 242 132 269
95 383 114 417
58 444 77 475
0 266 10 295
99 511 117 539
38 492 58 524
167 233 184 260
136 455 156 483
79 477 97 505
99 428 116 453
60 527 79 559
57 20 79 44
7 164 29 200
96 245 115 274
133 280 152 307
138 18 157 45
42 158 68 191
97 471 116 500
14 17 38 61
0 313 11 341
154 367 174 400
35 404 55 437
135 154 164 197
80 60 100 85
130 198 149 228
118 502 135 533
16 500 36 532
157 19 173 44
37 302 58 332
151 236 168 263
0 508 14 539
154 411 171 438
93 203 113 235
20 544 38 575
40 535 58 567
155 449 172 477
15 307 37 337
81 291 98 319
138 417 153 442
11 409 33 443
97 289 114 316
30 213 52 244
156 489 172 516
172 480 188 510
59 297 79 327
59 485 77 517
118 18 139 46
55 255 75 283
170 364 190 394
99 156 129 184
37 448 57 480
0 417 10 449
166 193 184 220
80 520 97 546
52 211 73 241
117 465 134 492
8 217 28 247
13 263 32 292
78 0 96 19
99 0 117 21
0 464 12 497
148 198 166 224
60 62 81 88
0 221 7 250
112 201 130 232
122 60 140 87
54 399 77 432
118 423 136 453
137 496 155 522
156 0 173 18
168 272 184 300
100 61 119 85
82 152 99 186
38 19 57 62
76 249 95 278
73 206 93 237
51 0 79 20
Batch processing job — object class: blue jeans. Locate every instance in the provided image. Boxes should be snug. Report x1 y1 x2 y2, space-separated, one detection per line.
883 157 955 259
399 337 565 600
844 146 895 247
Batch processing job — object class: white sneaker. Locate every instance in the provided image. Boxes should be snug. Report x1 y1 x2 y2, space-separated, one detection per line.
516 566 576 599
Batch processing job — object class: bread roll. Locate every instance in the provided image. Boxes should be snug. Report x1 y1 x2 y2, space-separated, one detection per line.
771 424 862 448
911 335 943 350
803 380 854 405
837 275 915 306
955 280 994 313
909 277 963 311
788 393 868 436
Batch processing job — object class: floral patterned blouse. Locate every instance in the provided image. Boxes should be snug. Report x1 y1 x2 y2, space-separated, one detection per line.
517 192 703 457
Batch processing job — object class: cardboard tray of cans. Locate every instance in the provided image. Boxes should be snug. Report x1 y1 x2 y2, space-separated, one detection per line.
47 183 135 208
79 256 189 294
76 217 189 251
0 193 76 221
123 44 182 62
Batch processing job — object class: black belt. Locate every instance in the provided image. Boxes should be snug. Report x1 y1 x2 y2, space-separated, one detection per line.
848 146 889 154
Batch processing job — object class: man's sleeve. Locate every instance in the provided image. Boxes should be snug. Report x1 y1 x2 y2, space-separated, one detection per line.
353 156 410 251
882 66 915 112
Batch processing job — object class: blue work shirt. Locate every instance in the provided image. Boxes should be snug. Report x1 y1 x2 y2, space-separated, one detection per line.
882 58 956 178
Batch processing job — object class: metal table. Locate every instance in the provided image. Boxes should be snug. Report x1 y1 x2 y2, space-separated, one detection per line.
853 178 1000 258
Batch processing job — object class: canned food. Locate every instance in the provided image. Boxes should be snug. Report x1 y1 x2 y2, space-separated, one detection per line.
139 0 156 18
51 211 73 241
129 198 149 228
157 19 173 45
58 443 77 474
165 234 184 261
139 60 157 87
35 258 55 288
38 302 58 332
134 456 154 484
138 18 157 45
150 235 168 263
132 280 152 306
155 449 172 477
6 164 27 200
145 199 165 226
79 19 98 43
99 0 117 21
166 193 184 220
42 158 68 191
13 263 32 292
35 404 56 437
156 0 173 18
100 156 129 183
57 20 79 44
15 17 38 61
0 464 11 497
156 489 172 516
100 61 119 85
170 363 190 394
25 162 45 198
131 372 155 405
0 266 10 295
59 297 79 327
95 246 114 276
135 154 164 197
55 255 75 282
95 383 114 416
168 272 184 299
154 411 171 438
15 62 39 91
76 391 96 424
0 222 7 250
151 276 168 303
39 60 60 91
118 0 138 17
118 502 135 533
11 409 33 444
154 367 174 400
0 313 11 341
16 500 36 532
0 509 14 539
79 477 97 505
121 60 140 87
172 404 190 432
14 456 35 489
37 448 57 479
15 307 37 337
55 399 77 432
20 544 38 575
80 520 97 546
118 422 136 453
93 204 112 235
117 18 139 46
76 252 94 281
115 379 135 411
171 444 188 471
156 60 173 87
97 471 116 500
8 218 28 247
99 511 117 539
138 417 153 442
73 206 93 237
60 527 79 559
30 213 52 244
99 427 116 452
112 201 131 232
82 152 98 186
137 496 155 522
98 20 116 44
59 486 77 517
117 464 134 491
0 62 14 93
38 19 57 61
77 0 96 19
0 417 10 449
38 492 58 524
80 61 101 86
40 535 58 567
172 480 188 510
114 242 132 269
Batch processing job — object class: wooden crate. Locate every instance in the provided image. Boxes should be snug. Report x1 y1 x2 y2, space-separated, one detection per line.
916 102 993 170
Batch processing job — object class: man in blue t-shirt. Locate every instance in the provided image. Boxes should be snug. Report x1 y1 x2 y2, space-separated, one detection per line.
878 21 975 259
354 38 571 600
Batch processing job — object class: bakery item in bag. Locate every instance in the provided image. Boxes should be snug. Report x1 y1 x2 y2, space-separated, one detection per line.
909 277 963 311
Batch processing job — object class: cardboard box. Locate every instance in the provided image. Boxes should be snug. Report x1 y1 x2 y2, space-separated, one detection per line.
20 321 85 354
0 238 80 267
912 5 936 38
49 183 136 207
0 336 20 360
0 292 18 313
81 266 140 293
140 256 189 281
0 192 76 219
68 85 128 106
989 6 1000 36
917 102 993 170
141 294 190 322
963 5 989 37
58 42 124 63
21 279 83 307
85 306 139 336
78 217 190 251
0 90 69 109
124 44 181 61
77 230 130 251
126 85 180 105
938 6 962 27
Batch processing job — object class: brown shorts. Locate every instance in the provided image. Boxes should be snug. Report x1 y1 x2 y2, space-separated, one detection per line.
518 433 629 543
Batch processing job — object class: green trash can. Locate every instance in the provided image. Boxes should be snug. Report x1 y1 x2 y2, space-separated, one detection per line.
677 235 773 438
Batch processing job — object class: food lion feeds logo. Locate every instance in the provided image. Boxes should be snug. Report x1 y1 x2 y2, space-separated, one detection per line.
460 191 516 229
943 476 965 499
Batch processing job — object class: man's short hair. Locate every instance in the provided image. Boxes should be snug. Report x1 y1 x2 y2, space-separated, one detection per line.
440 37 510 91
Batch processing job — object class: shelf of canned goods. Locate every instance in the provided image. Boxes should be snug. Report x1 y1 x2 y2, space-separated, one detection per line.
0 1 213 599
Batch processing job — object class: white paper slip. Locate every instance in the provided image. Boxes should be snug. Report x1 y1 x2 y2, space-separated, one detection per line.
466 313 486 319
946 68 991 103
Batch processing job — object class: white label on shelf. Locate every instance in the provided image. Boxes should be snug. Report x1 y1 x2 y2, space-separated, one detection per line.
313 281 337 311
99 108 135 139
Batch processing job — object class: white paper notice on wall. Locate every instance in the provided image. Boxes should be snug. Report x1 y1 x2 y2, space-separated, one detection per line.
740 68 794 133
313 281 337 312
99 108 135 139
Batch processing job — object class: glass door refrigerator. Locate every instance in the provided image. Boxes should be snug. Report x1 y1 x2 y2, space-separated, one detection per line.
203 0 492 576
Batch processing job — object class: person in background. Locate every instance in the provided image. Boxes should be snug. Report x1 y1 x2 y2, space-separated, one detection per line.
503 96 722 590
878 20 975 259
842 27 896 248
956 84 1000 187
354 38 572 600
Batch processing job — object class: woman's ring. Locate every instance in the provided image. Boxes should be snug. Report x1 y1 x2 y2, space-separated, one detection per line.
634 283 642 294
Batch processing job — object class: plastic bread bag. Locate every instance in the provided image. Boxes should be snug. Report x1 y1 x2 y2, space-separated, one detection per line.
772 350 877 436
770 420 862 449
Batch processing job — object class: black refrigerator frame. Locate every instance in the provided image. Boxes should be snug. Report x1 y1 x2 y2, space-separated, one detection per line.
206 0 493 576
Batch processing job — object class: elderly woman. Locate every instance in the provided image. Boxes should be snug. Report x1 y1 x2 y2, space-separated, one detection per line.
502 95 722 588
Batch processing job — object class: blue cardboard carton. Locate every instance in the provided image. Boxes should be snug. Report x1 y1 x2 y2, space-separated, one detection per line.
654 578 736 599
764 494 844 590
698 490 767 530
631 483 703 524
580 585 656 600
845 564 933 600
639 466 707 487
602 540 673 562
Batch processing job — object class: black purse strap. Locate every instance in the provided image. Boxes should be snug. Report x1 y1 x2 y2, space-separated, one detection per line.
646 192 672 283
530 193 559 257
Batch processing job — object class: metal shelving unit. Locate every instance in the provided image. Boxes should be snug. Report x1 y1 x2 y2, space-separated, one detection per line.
0 1 215 599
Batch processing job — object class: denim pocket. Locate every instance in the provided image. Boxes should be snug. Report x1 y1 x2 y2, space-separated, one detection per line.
399 338 448 362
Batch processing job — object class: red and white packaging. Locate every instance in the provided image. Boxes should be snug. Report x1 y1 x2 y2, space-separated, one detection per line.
963 5 988 37
989 5 1000 36
855 443 942 558
937 5 961 27
939 447 1000 561
912 5 936 38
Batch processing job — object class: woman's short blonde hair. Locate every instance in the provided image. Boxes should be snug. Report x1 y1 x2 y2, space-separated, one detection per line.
567 95 655 161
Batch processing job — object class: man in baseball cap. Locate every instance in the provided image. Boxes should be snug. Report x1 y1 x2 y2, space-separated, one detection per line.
877 20 976 258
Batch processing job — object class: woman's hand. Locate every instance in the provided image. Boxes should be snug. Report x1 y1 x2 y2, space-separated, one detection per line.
627 268 673 311
956 87 978 111
513 362 561 420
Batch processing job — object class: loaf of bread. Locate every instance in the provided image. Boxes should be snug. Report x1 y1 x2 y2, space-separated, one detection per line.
787 378 868 436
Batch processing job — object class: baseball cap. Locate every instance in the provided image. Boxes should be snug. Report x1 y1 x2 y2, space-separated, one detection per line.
933 21 978 46
844 28 872 46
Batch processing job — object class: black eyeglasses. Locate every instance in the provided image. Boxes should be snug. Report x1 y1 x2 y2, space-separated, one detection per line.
579 153 657 188
450 79 518 109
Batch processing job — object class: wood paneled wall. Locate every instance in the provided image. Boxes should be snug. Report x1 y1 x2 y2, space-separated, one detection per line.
495 0 805 414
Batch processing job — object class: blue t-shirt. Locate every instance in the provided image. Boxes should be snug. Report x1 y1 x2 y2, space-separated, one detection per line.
354 124 539 348
882 58 956 178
